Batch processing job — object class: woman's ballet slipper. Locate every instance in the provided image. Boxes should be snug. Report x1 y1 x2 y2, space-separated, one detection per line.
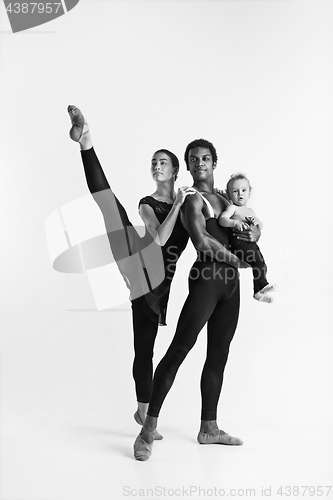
67 105 89 142
197 429 243 446
133 429 154 461
133 411 163 440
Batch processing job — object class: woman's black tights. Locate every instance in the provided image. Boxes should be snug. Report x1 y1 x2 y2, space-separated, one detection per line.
131 296 159 402
148 260 240 420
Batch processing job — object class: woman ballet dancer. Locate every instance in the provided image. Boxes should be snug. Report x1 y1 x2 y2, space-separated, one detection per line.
67 106 195 438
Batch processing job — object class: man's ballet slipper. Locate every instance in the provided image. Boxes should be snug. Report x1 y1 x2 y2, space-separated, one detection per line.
133 429 154 461
67 105 89 142
133 411 163 440
197 429 243 446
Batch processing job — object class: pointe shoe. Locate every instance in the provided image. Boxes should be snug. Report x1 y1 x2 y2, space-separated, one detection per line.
133 429 154 461
133 411 163 440
197 429 243 446
67 105 89 142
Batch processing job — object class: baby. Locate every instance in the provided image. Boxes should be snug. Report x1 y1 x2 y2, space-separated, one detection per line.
218 173 277 303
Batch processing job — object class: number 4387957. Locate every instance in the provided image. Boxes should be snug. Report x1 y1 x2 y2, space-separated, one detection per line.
6 3 62 14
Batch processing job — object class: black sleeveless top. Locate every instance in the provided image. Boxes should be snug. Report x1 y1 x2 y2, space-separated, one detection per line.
138 196 189 325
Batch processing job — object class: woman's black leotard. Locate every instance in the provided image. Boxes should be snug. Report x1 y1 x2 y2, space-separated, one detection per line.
80 147 188 402
138 196 188 325
147 217 240 420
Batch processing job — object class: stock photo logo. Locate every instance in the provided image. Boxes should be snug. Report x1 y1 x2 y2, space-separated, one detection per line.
3 0 80 33
45 192 165 310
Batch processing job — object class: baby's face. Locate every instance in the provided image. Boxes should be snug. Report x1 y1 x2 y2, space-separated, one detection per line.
228 178 251 206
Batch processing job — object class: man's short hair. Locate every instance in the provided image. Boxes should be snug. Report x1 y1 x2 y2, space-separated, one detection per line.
184 139 218 170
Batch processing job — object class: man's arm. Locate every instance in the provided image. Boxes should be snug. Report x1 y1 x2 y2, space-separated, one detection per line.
181 194 242 268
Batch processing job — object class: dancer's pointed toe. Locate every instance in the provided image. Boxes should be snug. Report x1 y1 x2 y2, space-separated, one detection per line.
67 104 88 142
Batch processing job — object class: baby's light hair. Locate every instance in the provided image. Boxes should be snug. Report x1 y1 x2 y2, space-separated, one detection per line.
226 172 252 196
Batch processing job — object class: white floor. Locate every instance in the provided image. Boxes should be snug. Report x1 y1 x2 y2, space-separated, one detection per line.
1 415 332 500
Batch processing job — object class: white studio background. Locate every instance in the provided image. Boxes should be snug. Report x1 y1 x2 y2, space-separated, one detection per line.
0 1 332 499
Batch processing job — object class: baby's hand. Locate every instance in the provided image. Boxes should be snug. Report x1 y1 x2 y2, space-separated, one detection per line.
233 220 249 231
245 216 260 226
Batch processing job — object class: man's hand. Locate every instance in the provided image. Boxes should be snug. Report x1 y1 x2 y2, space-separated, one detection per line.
232 224 261 242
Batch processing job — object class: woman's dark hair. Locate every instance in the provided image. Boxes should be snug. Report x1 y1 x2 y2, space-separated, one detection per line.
184 139 218 170
153 149 180 181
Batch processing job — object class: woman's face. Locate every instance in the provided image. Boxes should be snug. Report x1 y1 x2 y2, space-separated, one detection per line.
151 152 175 182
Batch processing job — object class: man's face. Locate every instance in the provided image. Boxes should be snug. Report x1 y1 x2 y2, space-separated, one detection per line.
187 147 215 181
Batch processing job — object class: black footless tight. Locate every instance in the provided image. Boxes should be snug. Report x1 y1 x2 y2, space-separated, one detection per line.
148 260 240 420
131 296 159 402
81 147 139 256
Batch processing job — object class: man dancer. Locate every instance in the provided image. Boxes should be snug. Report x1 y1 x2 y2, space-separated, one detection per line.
133 139 261 461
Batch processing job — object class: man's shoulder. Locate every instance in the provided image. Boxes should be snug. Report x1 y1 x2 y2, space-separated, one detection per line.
181 191 203 211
